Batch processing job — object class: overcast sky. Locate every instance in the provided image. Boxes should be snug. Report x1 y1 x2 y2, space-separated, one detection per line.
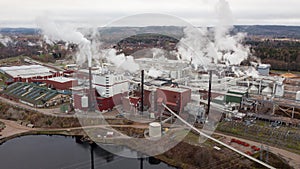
1 0 300 27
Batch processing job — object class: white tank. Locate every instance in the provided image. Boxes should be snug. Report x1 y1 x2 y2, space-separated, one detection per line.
275 84 284 97
81 95 88 108
262 86 272 95
249 85 258 94
149 122 161 138
296 91 300 101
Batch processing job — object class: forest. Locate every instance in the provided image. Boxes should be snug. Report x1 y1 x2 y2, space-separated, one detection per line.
246 39 300 71
1 26 300 71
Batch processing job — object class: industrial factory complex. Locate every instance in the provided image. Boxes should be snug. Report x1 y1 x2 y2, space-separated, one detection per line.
0 53 300 169
0 57 299 128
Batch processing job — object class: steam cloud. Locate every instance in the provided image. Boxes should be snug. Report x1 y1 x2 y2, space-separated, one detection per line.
244 66 259 78
36 16 92 67
36 0 252 75
0 34 12 47
103 48 140 73
147 67 163 78
37 17 140 72
177 0 250 69
151 48 165 59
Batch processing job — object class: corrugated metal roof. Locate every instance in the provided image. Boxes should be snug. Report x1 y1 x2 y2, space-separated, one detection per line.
1 82 59 105
48 76 75 83
158 86 189 93
0 65 53 78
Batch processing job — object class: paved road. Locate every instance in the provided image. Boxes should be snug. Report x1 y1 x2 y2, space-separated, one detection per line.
0 119 35 139
0 119 148 141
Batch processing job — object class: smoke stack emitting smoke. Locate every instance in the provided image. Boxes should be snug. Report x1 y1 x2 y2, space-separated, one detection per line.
103 48 140 73
177 0 250 69
37 0 253 74
0 34 12 47
36 16 93 67
37 16 139 72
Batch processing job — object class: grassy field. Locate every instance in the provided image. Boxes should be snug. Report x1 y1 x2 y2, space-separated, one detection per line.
0 55 25 65
217 121 300 155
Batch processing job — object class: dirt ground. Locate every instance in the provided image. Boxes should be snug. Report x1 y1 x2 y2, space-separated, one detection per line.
217 132 300 169
0 119 35 140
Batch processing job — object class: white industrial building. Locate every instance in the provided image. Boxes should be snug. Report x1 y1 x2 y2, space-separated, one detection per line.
0 65 55 82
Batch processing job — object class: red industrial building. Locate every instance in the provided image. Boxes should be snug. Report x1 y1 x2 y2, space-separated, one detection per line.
46 77 78 90
122 86 191 114
0 65 66 84
72 87 94 111
156 86 191 113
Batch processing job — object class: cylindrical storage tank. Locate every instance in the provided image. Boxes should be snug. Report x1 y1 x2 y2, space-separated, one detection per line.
296 91 300 101
249 85 258 94
81 95 88 108
262 86 272 95
149 122 161 138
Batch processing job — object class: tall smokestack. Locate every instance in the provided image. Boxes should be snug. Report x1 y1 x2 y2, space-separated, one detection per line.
88 66 93 112
90 144 94 169
141 70 144 113
207 70 212 115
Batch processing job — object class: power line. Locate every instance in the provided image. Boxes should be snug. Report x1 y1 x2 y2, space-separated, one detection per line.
162 103 276 169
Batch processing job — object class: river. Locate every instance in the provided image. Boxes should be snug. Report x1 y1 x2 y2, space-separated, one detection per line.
0 135 176 169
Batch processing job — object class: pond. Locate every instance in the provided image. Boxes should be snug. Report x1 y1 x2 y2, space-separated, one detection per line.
0 135 176 169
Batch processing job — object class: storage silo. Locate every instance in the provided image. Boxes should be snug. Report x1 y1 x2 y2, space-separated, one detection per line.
262 86 272 95
275 84 284 97
81 95 88 108
249 85 258 94
149 122 161 138
296 91 300 101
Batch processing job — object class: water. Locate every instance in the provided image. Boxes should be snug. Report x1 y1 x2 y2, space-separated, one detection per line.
0 135 176 169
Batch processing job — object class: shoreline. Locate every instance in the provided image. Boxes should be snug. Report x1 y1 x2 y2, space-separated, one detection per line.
0 128 84 145
0 129 182 169
0 119 297 169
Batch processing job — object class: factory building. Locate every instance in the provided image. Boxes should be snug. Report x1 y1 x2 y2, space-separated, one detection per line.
225 88 248 104
257 64 271 76
0 65 63 83
122 85 191 115
156 86 191 113
1 82 70 108
135 58 191 79
46 77 77 90
73 70 129 112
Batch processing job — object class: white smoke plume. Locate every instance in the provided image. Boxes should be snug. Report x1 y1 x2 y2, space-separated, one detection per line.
177 27 211 69
177 0 250 69
244 66 259 78
89 28 103 66
103 48 140 73
0 34 12 47
147 67 163 78
36 16 92 67
36 17 139 71
151 48 165 59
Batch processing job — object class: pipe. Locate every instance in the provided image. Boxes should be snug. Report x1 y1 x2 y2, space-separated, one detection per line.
88 67 93 112
207 70 212 115
141 70 144 113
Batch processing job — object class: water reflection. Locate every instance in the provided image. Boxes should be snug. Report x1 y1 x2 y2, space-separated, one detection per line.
0 135 175 169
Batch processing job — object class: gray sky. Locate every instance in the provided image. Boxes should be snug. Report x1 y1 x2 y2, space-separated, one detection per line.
1 0 300 27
